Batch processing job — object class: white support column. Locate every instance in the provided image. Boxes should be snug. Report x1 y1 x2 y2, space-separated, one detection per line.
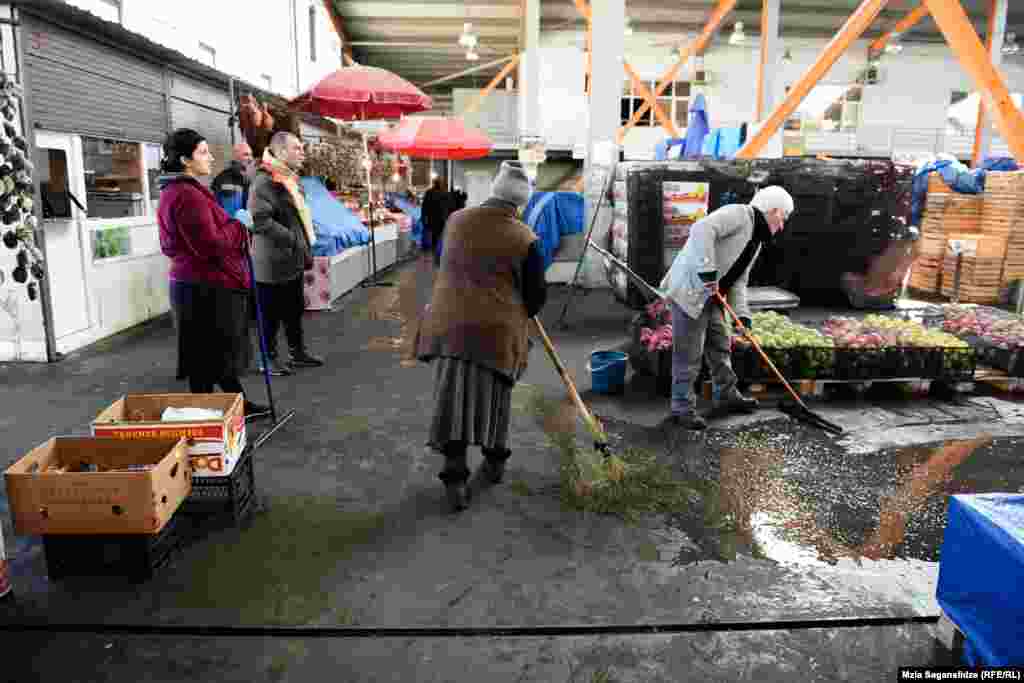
973 0 1009 166
578 0 625 287
757 0 781 121
517 0 541 142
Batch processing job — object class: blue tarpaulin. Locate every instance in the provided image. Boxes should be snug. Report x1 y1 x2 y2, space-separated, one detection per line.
936 494 1024 666
910 157 1020 227
300 177 370 256
683 94 709 159
655 138 685 161
523 192 585 270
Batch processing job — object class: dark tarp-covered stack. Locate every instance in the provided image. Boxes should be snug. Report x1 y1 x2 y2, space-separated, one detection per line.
608 159 917 310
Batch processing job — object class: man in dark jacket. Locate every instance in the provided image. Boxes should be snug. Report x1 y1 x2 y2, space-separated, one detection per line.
211 143 255 216
415 161 546 513
421 177 453 264
248 131 324 374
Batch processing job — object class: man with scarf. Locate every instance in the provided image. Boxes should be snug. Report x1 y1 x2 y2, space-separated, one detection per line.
660 186 795 431
248 132 324 373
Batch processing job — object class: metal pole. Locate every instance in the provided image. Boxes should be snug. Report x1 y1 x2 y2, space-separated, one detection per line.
11 5 57 361
228 77 236 146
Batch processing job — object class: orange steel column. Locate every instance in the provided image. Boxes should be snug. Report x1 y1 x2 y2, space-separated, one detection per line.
617 0 738 142
737 0 890 159
624 61 680 137
926 0 1024 161
756 0 781 122
463 55 523 116
972 0 1006 166
868 3 929 55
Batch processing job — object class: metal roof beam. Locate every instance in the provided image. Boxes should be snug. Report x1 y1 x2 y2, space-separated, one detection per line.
338 2 521 19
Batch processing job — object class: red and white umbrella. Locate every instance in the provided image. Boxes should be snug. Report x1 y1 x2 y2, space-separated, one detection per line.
376 116 493 160
289 65 432 121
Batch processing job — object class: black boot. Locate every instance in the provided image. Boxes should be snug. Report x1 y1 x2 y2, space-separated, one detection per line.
439 442 470 513
472 447 510 491
710 387 759 418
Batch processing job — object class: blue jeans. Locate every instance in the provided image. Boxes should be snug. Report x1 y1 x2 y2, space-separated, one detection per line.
670 299 738 415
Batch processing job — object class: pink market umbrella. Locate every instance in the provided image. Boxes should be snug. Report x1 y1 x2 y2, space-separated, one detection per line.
288 65 432 120
376 116 493 160
288 65 431 287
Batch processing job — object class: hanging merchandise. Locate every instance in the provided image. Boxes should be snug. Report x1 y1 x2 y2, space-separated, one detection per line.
0 71 44 301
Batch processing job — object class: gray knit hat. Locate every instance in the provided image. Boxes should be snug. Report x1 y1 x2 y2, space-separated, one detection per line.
490 161 532 207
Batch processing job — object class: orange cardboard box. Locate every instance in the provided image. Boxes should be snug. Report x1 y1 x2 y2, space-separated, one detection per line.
4 437 191 535
92 394 246 477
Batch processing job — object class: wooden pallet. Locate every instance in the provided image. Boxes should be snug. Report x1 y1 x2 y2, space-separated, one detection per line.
702 376 948 401
973 365 1024 394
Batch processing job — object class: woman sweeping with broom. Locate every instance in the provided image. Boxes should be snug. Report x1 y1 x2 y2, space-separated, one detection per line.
415 162 547 513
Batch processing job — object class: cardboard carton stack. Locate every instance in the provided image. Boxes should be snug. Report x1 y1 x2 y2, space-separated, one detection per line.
912 172 1024 304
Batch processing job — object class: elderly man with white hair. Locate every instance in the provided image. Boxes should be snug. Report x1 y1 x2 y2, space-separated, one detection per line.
660 185 795 430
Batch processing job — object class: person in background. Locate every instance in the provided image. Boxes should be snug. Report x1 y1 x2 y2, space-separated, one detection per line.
660 185 794 431
415 161 546 513
452 186 468 211
211 142 255 216
157 129 268 418
421 176 454 266
212 142 262 374
248 131 324 374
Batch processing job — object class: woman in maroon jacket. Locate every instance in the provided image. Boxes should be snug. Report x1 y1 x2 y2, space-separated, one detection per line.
157 128 267 416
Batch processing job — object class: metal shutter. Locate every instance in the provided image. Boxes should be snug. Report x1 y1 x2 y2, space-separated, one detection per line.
22 14 166 143
169 74 232 177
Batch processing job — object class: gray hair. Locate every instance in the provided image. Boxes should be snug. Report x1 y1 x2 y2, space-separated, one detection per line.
269 131 298 157
750 185 795 217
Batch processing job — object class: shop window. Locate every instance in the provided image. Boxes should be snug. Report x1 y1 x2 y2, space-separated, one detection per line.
35 147 73 220
82 137 147 219
620 79 693 129
91 225 131 260
309 5 317 62
947 90 1024 135
144 143 163 211
791 84 861 133
198 42 216 67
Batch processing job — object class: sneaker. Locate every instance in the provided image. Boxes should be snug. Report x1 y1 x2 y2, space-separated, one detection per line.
289 349 324 368
258 357 292 376
666 412 707 431
710 389 759 418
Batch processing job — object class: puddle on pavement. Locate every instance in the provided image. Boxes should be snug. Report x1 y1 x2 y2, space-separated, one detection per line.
358 260 429 369
659 422 1017 567
332 414 371 436
171 497 383 625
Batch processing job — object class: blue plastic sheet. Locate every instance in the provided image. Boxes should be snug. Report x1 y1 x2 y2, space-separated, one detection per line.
683 94 709 159
655 138 685 161
910 159 988 227
300 177 370 256
936 494 1024 666
523 192 585 270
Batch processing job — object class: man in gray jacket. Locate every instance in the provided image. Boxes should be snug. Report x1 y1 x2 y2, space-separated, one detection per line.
660 186 794 430
249 131 324 375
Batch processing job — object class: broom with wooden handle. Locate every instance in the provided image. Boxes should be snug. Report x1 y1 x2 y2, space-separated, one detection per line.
531 317 613 457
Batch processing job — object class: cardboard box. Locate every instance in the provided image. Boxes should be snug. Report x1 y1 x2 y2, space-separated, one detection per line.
92 394 246 477
4 437 191 535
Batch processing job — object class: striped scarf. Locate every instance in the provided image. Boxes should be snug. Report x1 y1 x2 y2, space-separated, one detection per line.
261 149 316 247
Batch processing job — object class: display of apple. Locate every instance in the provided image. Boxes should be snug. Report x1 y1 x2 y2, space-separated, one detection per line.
823 314 968 350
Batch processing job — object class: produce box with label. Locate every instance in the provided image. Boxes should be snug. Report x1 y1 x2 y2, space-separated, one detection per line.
92 394 246 477
4 437 190 535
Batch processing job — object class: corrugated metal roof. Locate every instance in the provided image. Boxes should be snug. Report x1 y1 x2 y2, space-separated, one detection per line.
333 0 1024 109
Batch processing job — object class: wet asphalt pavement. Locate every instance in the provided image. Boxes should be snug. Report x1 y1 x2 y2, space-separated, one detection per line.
1 253 1022 681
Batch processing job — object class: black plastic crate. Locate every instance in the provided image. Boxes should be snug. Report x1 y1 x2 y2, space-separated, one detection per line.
942 347 977 382
42 510 186 582
181 446 255 525
835 348 887 380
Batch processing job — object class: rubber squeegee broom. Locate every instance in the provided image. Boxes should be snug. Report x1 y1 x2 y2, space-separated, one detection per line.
245 242 296 449
588 240 843 436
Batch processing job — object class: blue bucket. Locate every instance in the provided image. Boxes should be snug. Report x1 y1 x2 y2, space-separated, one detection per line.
588 350 628 394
